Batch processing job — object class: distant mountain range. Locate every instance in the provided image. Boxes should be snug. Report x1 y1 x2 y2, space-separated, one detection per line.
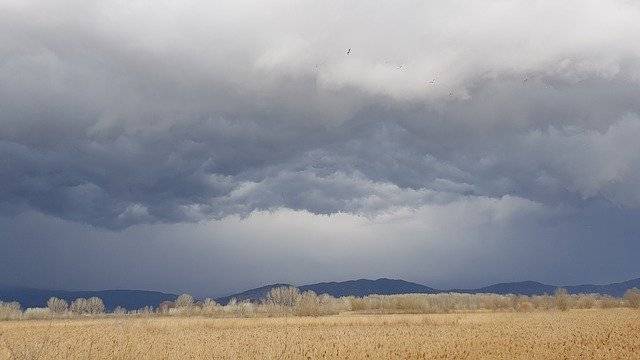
450 277 640 297
215 278 438 304
0 287 176 311
215 277 640 305
2 277 639 310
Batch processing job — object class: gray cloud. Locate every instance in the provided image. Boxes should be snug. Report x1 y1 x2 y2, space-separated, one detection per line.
2 199 639 297
2 0 640 292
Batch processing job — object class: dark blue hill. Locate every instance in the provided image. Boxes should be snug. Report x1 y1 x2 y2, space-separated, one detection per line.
216 277 640 304
300 278 438 298
0 287 177 311
215 283 292 305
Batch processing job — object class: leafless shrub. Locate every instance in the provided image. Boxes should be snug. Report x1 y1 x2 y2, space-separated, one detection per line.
596 295 621 309
207 298 256 317
47 297 68 314
9 289 633 322
253 303 284 317
138 306 155 316
574 294 597 309
265 286 301 307
554 288 570 311
530 295 554 310
175 294 194 308
166 296 216 317
87 297 105 314
234 300 256 317
224 298 238 310
624 288 640 309
348 296 370 312
319 293 349 314
481 294 513 311
348 293 536 314
158 301 175 314
151 290 628 318
514 296 534 312
70 297 105 315
23 308 52 319
70 298 88 315
294 291 322 316
516 300 534 312
127 306 155 317
0 301 22 320
113 306 127 315
168 307 189 316
390 294 438 313
201 298 221 315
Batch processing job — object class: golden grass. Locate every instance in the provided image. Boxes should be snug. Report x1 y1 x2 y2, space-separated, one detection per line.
0 309 639 359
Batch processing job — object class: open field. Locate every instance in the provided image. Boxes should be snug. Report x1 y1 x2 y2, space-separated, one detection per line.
1 309 639 359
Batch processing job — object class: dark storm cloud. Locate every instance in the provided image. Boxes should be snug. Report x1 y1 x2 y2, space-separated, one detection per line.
3 198 640 297
2 0 640 293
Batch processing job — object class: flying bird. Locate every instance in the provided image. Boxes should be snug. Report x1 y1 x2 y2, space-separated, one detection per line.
346 48 351 55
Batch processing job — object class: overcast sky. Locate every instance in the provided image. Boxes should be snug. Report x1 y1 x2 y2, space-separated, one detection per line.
2 0 640 297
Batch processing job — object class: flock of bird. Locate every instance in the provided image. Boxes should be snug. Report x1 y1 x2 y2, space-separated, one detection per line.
311 48 532 97
343 47 447 94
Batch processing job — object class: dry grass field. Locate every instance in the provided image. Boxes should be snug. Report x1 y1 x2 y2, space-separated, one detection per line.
0 309 638 359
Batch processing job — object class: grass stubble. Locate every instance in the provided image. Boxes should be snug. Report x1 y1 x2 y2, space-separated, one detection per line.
0 308 638 359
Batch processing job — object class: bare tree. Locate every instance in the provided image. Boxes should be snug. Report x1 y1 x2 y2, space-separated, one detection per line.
87 297 105 314
265 286 301 307
47 297 68 314
175 294 194 308
70 298 88 315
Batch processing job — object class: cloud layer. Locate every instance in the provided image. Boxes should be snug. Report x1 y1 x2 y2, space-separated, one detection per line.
2 0 640 293
3 0 640 227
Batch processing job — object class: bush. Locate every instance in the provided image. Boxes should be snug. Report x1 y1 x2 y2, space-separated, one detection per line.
113 306 127 315
597 295 621 309
224 300 255 317
515 298 534 312
47 297 68 314
70 297 105 315
531 295 554 310
575 294 596 309
0 301 22 320
265 286 301 307
554 288 570 311
70 298 88 314
130 306 154 316
289 291 343 316
294 291 321 316
23 308 51 319
175 294 194 308
201 298 221 315
624 288 640 309
87 297 105 314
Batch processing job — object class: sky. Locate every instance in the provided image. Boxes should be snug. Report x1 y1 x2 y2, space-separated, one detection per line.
2 0 640 297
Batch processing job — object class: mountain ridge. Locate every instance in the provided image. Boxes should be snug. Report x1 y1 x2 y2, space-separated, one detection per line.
214 277 640 304
2 277 639 309
0 286 177 311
